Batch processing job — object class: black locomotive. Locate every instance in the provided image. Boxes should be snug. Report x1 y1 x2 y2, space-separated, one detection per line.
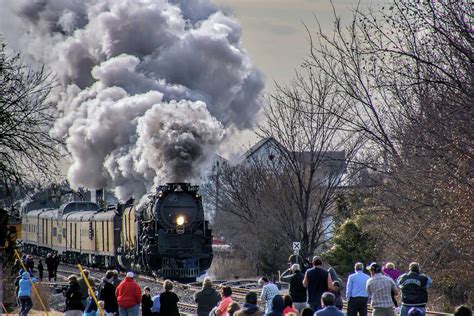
136 183 214 278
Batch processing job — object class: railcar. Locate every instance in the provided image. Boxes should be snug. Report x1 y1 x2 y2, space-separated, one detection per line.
20 183 213 279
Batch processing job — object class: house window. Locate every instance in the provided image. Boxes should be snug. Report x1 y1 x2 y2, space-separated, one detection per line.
52 227 57 236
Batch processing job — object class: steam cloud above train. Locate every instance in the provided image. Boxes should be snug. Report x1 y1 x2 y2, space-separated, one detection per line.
0 0 264 200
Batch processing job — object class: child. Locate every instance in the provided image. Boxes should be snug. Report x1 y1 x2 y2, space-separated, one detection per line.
83 291 105 316
332 280 343 310
142 286 153 316
283 295 298 315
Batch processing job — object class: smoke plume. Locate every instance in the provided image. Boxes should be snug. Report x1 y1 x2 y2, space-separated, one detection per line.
0 0 264 200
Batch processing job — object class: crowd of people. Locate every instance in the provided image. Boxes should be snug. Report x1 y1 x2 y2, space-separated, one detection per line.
12 253 473 316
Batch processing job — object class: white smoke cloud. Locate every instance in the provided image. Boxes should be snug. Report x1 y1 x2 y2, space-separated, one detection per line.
0 0 264 200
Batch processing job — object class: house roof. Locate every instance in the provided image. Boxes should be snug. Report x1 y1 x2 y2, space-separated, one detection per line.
239 137 346 174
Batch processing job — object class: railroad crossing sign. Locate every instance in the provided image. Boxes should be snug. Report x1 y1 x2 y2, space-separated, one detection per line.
293 241 301 252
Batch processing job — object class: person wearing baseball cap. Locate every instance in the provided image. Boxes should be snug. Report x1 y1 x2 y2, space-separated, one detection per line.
115 271 142 315
366 262 399 316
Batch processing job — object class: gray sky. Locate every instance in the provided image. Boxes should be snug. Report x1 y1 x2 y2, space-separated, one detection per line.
214 0 383 90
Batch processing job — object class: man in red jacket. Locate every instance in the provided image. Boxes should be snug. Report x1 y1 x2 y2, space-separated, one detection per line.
115 272 142 316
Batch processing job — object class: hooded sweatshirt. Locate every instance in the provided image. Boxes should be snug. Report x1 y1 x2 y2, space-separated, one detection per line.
234 303 263 316
194 287 221 316
265 296 285 316
18 272 37 297
115 277 142 309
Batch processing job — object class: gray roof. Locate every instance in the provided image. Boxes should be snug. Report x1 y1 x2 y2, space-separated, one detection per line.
239 137 346 174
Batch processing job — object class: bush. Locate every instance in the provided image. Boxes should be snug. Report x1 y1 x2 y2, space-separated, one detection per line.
323 219 376 277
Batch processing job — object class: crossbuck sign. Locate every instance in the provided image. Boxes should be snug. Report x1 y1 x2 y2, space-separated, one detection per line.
293 241 301 251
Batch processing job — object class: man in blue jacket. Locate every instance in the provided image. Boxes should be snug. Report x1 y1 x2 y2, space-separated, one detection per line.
397 262 432 316
314 292 344 316
17 271 38 316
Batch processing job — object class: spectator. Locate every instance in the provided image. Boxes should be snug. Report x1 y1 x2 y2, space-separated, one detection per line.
151 293 161 315
112 270 122 288
99 270 119 315
332 280 343 310
215 286 233 316
53 253 60 281
228 302 241 316
37 260 44 281
265 295 285 316
282 295 298 316
142 286 153 316
115 272 141 316
78 270 96 307
17 271 38 316
83 290 99 316
383 263 402 281
346 262 370 316
301 307 314 316
64 275 84 316
194 277 220 316
280 264 307 311
327 268 341 286
26 255 34 271
259 277 280 313
383 263 401 308
314 292 344 316
408 308 425 316
13 258 21 275
159 279 180 316
397 262 432 316
234 292 263 316
366 262 398 316
302 256 334 311
46 253 54 281
454 306 472 316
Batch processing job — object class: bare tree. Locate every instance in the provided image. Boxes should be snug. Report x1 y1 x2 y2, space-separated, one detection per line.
0 41 61 188
210 72 360 272
301 1 472 306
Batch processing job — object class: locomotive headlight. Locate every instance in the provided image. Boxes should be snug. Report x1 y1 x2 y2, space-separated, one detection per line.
176 216 185 226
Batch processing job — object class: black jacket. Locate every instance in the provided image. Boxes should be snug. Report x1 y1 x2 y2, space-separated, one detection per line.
281 270 307 303
398 272 430 306
46 257 54 270
65 282 84 311
160 291 180 316
142 294 154 316
99 279 118 313
194 287 220 316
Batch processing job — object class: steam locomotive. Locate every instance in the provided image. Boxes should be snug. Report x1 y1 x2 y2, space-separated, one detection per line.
21 183 213 279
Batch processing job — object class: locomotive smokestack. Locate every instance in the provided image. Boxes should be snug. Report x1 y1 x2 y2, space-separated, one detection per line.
0 0 264 201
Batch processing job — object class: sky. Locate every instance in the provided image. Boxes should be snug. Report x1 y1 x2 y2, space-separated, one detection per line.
214 0 384 90
213 0 385 152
